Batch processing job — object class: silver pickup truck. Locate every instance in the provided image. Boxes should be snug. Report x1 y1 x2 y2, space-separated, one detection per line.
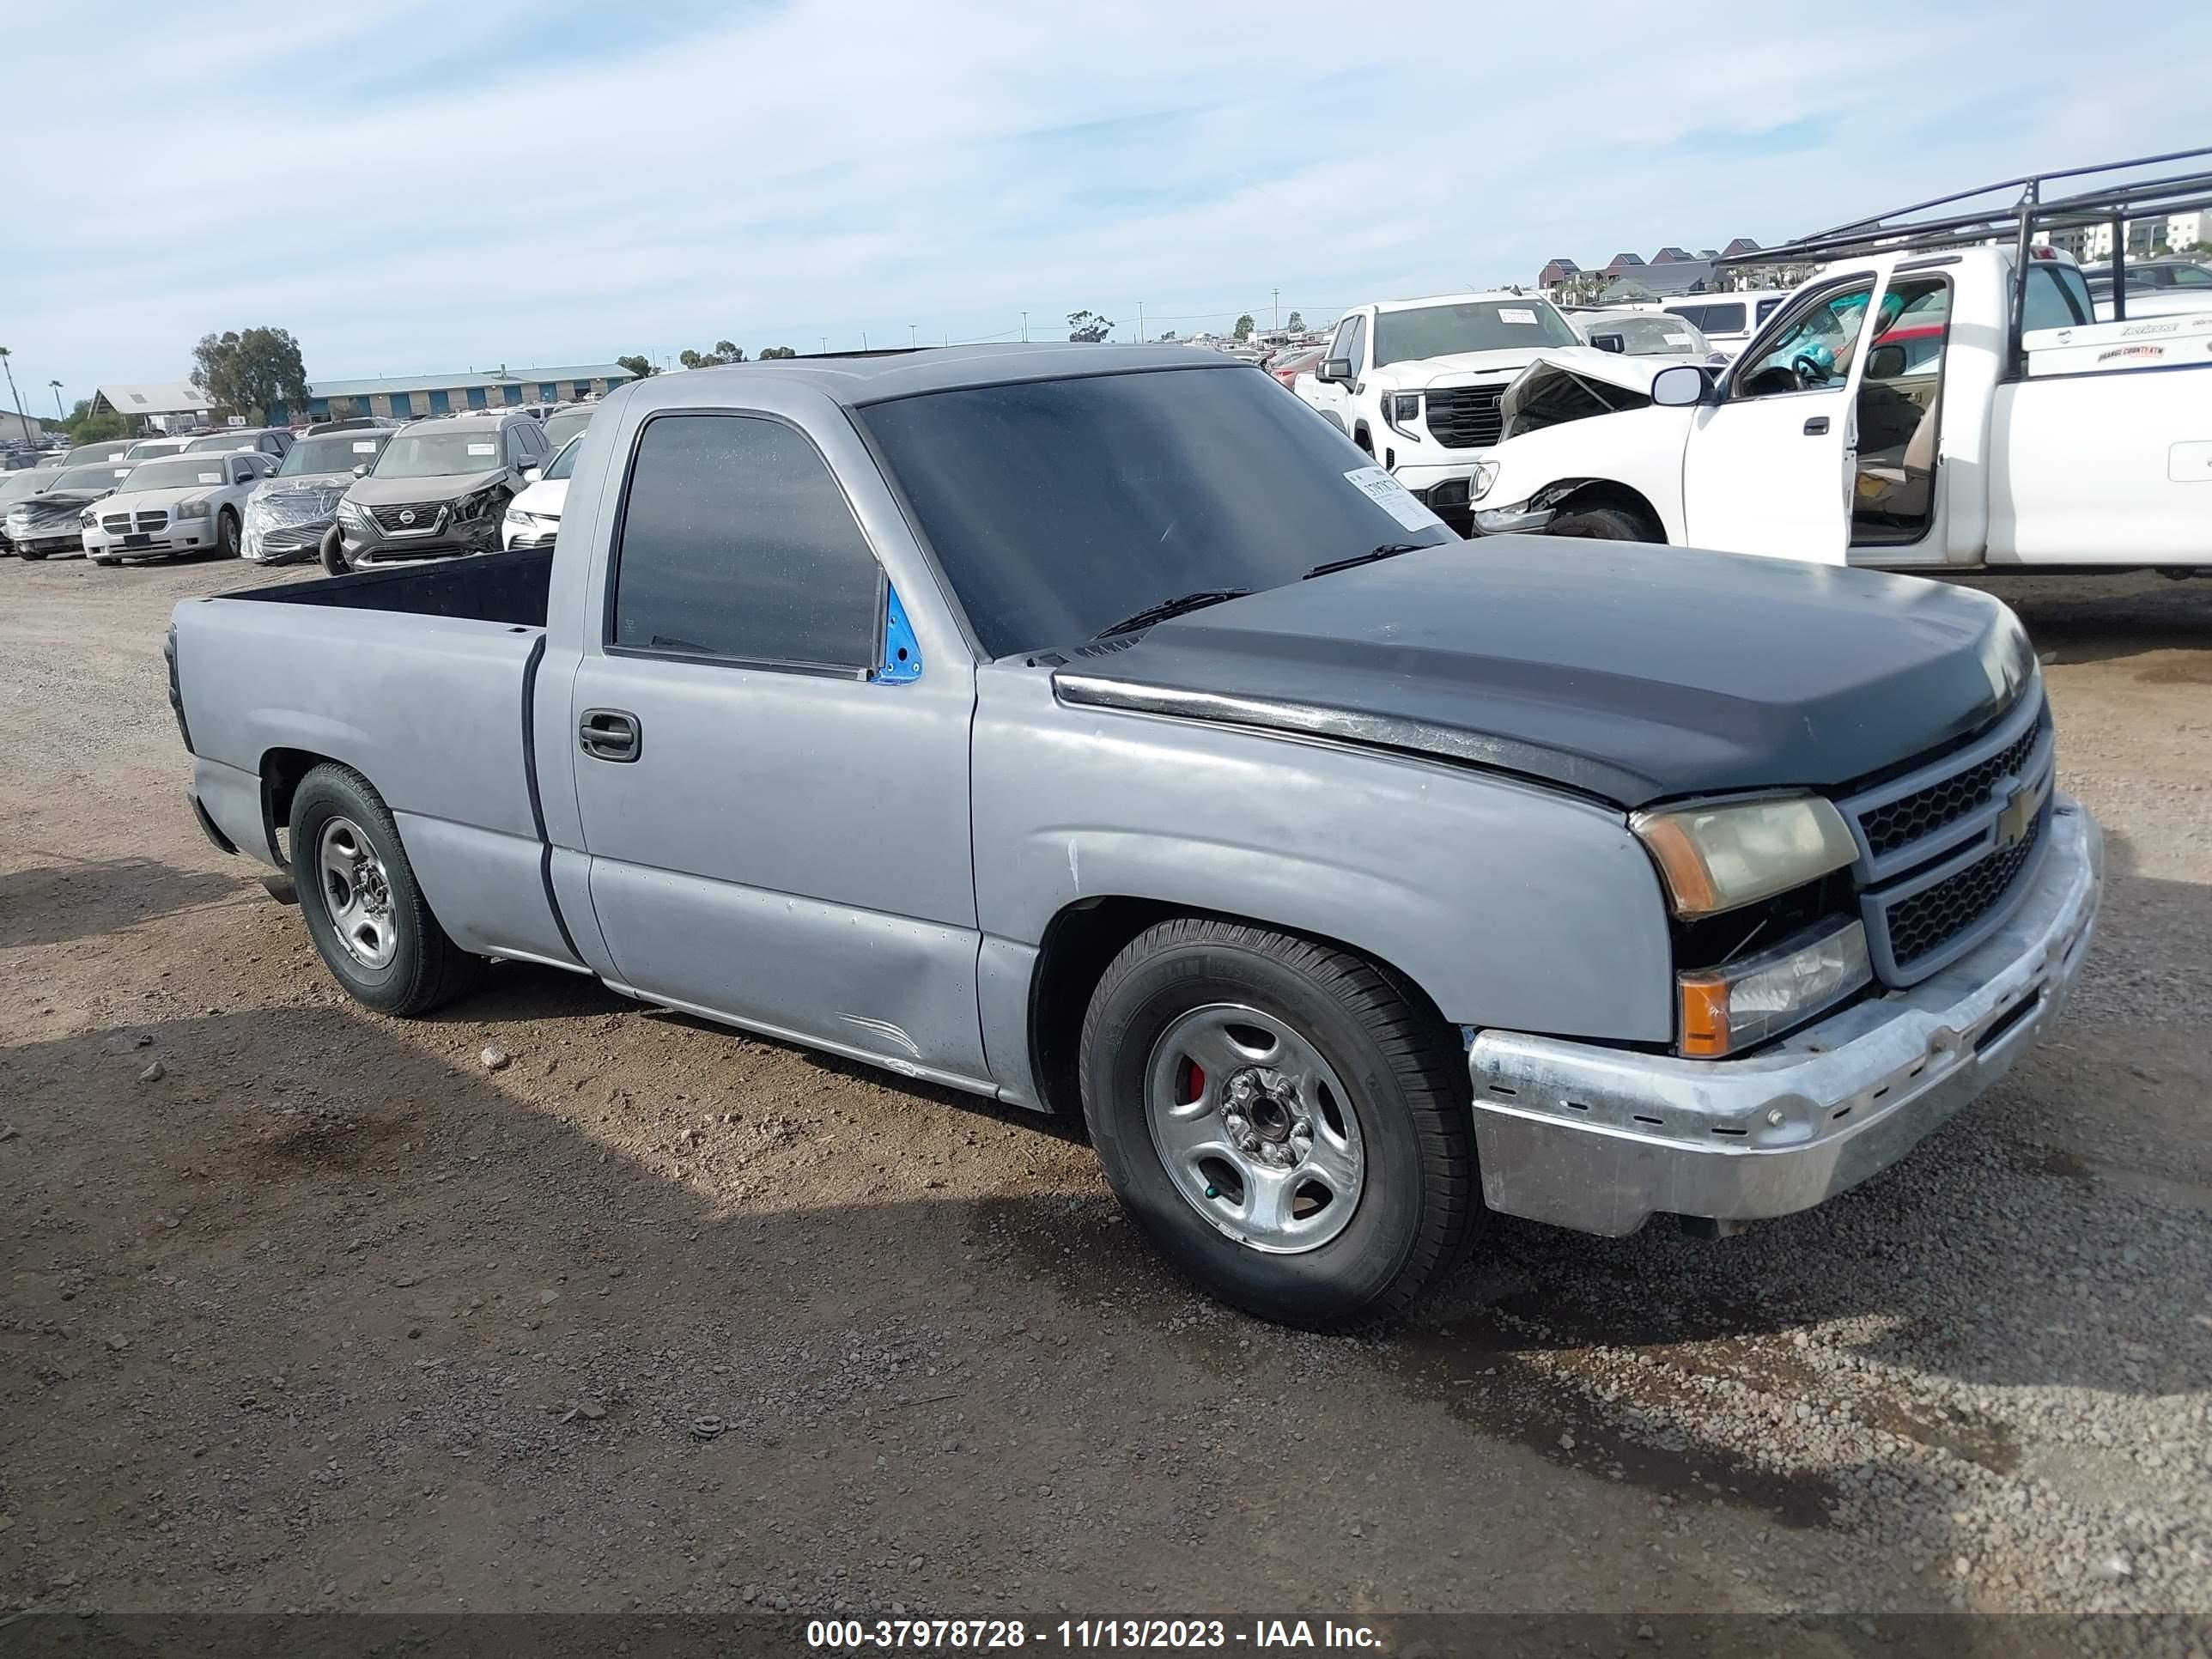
167 344 2102 1330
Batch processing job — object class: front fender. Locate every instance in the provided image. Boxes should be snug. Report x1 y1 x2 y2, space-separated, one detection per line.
974 666 1675 1046
1483 407 1696 542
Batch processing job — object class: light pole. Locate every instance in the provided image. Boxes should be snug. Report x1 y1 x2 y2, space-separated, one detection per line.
1138 301 1145 343
49 380 64 421
0 348 26 445
908 325 917 348
1021 311 1029 342
1272 288 1279 330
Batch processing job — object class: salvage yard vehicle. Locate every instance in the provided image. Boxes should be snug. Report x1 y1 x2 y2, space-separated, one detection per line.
1654 289 1796 357
1295 290 1583 530
169 343 2101 1330
1575 309 1725 362
243 428 394 565
326 410 550 571
0 465 62 554
501 433 579 549
4 459 134 557
183 426 293 463
58 439 141 469
1469 150 2212 570
82 451 276 564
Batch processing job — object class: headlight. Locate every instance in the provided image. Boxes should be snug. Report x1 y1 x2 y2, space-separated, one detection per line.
503 507 541 527
1631 795 1857 917
336 498 371 526
1677 918 1870 1057
1384 391 1421 436
1469 459 1499 501
175 500 211 520
80 508 98 527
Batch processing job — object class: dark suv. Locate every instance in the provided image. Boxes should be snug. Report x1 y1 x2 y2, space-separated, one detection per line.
329 411 551 569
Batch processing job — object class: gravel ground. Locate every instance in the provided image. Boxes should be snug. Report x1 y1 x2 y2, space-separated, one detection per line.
0 553 2207 1630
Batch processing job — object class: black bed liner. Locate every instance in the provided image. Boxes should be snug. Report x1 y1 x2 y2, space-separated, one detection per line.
228 546 552 629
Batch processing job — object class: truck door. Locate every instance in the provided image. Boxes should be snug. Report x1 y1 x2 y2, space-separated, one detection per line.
1678 276 1879 562
1304 314 1363 441
565 409 989 1087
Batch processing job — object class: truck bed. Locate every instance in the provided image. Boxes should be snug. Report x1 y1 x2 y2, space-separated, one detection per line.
240 545 553 626
172 547 576 970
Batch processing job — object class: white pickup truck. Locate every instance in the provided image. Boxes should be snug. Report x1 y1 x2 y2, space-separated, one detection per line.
1468 155 2212 572
1295 291 1583 531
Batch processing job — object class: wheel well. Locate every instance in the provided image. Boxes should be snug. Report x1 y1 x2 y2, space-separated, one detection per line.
1548 481 1666 542
259 746 337 865
1352 423 1374 455
1024 896 1454 1120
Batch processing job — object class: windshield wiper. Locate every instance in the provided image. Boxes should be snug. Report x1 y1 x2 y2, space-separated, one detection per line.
1304 541 1435 580
1090 588 1252 641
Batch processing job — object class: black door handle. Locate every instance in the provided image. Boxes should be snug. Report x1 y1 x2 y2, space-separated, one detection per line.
579 708 641 762
1803 416 1830 434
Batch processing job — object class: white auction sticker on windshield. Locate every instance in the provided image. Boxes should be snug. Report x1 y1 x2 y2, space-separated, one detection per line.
198 471 222 483
114 468 132 477
1343 465 1443 532
466 442 496 457
1662 331 1690 344
353 441 377 453
1498 307 1537 325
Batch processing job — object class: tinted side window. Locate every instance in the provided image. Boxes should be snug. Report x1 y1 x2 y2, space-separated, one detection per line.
611 414 881 672
1345 314 1367 372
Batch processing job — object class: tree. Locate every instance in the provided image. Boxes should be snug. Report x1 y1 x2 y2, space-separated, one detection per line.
1066 310 1115 343
678 341 745 368
67 405 130 444
757 346 798 360
1285 311 1304 332
1232 314 1255 341
0 346 26 440
191 326 309 422
616 354 659 380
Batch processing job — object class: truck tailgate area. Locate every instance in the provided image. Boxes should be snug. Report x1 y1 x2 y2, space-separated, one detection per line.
172 595 574 968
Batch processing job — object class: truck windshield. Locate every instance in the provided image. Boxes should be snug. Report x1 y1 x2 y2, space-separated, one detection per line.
373 430 506 479
280 434 387 476
856 365 1453 658
1372 301 1578 367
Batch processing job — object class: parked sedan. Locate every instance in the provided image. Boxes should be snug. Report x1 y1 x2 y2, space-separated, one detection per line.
1575 310 1725 362
501 433 580 549
183 427 294 463
242 428 395 565
4 460 137 557
0 466 63 554
82 451 276 564
58 439 142 469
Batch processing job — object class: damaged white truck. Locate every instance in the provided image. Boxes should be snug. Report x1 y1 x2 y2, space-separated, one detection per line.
1468 150 2212 573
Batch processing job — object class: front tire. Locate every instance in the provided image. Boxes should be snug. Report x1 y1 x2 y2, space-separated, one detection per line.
290 763 485 1016
215 509 240 560
319 526 349 576
1547 504 1655 541
18 547 46 561
1079 918 1478 1331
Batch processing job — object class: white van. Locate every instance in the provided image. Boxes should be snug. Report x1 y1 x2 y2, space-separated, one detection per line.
1655 290 1796 358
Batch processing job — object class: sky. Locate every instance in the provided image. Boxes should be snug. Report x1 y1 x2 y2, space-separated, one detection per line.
5 0 2211 409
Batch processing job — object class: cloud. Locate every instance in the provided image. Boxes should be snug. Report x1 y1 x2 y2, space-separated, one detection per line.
7 0 2210 400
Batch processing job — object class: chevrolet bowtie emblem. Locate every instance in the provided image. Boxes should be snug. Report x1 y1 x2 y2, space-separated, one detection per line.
1996 777 2045 848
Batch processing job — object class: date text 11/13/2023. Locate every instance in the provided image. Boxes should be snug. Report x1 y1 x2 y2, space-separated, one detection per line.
805 1618 1382 1649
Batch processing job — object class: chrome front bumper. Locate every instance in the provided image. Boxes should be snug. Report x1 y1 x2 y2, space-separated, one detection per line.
1468 796 2102 1237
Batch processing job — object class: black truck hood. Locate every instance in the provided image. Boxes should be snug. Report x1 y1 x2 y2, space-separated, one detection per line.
1051 538 2035 807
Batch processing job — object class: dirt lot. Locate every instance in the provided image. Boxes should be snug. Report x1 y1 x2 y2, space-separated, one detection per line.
2 553 2209 1629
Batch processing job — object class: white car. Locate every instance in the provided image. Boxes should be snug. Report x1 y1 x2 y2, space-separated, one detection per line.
501 433 580 549
1651 290 1797 358
82 451 276 564
1295 291 1583 528
1572 309 1726 362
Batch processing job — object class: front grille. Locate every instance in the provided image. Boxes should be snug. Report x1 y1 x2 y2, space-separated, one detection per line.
1424 385 1505 449
1859 709 2047 858
371 502 446 533
1839 689 2054 985
1884 813 2042 971
101 514 130 533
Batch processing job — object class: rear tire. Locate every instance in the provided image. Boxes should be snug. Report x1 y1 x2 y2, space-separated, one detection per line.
1547 504 1656 541
289 763 485 1016
1079 917 1479 1331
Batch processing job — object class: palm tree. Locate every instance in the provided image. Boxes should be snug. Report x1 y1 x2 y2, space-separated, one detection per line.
49 379 64 420
0 347 27 444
